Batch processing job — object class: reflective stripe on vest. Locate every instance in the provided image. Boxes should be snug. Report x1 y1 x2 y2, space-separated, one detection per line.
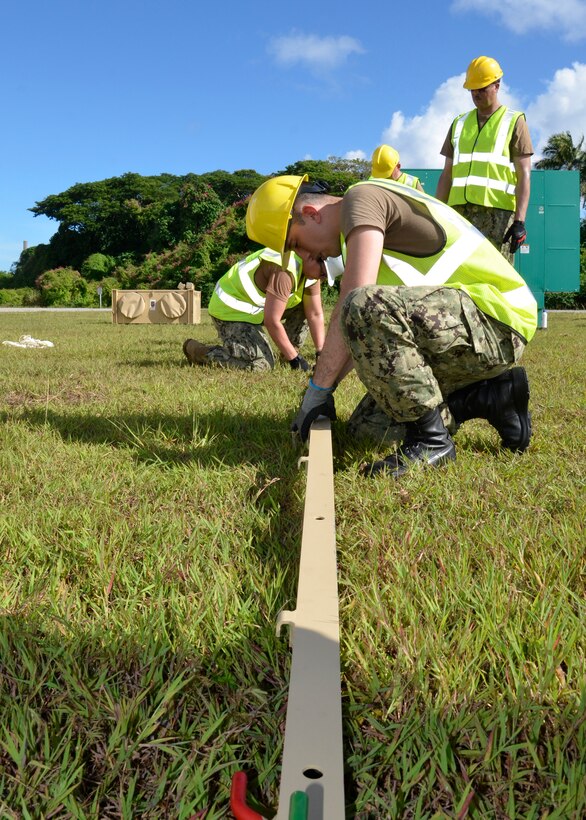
209 248 308 324
448 106 522 210
343 179 537 341
213 283 263 316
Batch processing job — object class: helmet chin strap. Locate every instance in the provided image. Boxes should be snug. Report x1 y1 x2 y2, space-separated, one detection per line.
299 180 330 195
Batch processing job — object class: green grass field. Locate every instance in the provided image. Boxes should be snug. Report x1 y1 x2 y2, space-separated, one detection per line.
1 309 585 819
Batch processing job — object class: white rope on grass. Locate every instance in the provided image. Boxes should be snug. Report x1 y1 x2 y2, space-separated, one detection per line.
2 335 54 348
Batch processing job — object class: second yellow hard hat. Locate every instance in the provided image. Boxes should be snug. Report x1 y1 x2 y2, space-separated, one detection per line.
371 144 400 179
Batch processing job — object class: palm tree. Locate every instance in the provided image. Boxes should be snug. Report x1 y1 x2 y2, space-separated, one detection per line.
535 131 586 205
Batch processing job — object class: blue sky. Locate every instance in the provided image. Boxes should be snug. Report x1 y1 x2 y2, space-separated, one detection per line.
1 0 585 271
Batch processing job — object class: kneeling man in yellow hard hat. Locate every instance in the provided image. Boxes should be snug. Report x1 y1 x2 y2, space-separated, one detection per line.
183 249 326 372
245 173 537 478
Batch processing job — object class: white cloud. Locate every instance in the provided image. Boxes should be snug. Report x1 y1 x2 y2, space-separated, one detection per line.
268 33 365 71
364 64 586 168
383 77 465 167
343 150 367 160
526 62 586 156
451 0 586 42
377 74 487 168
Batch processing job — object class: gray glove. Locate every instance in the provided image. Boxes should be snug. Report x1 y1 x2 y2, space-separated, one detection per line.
291 380 336 443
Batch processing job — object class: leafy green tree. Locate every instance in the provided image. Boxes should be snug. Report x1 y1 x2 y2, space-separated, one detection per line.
31 173 178 262
11 243 59 288
200 169 268 205
175 178 224 242
111 199 253 301
282 157 367 194
28 172 226 273
186 200 253 302
535 131 586 204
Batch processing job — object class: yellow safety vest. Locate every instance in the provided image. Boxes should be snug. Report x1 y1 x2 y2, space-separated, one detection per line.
396 171 420 189
343 180 537 341
208 248 312 324
369 172 421 189
447 106 523 211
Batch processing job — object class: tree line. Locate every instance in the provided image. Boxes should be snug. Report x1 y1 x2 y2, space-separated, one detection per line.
1 133 585 308
0 159 369 308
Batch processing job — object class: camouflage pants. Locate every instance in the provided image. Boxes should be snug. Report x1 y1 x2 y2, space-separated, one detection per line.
453 204 515 264
347 392 458 444
341 285 525 436
207 303 309 371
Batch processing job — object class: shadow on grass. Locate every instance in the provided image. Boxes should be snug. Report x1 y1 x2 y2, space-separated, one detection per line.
9 407 298 471
3 613 585 818
0 614 285 818
7 405 507 477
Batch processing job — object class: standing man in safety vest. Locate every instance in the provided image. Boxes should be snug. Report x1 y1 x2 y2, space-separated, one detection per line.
435 56 533 264
183 248 325 372
370 144 424 191
245 174 537 478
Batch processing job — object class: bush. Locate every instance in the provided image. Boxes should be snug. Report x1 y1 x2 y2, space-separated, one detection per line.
36 267 93 307
545 248 586 309
81 253 116 281
544 291 585 309
0 288 40 306
85 276 120 307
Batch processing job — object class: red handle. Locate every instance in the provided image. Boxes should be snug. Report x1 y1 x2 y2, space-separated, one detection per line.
230 771 265 820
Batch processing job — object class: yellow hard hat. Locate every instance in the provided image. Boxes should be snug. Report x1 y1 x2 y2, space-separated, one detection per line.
463 56 503 90
371 144 400 178
246 174 308 255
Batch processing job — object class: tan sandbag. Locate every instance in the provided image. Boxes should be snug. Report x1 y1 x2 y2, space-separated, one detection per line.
159 292 186 319
118 292 146 319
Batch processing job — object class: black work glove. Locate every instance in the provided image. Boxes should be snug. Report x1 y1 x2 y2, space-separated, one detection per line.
288 354 310 372
503 220 526 253
291 380 336 443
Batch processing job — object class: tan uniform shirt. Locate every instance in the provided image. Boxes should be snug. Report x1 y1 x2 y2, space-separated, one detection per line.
340 184 445 255
253 261 295 301
254 261 319 302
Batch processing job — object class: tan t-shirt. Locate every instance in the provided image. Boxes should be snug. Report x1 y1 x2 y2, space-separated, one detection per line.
440 110 534 159
340 184 446 257
254 260 318 302
253 261 295 301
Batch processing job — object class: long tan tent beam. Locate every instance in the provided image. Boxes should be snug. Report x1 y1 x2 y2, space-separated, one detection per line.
275 418 345 819
231 418 345 820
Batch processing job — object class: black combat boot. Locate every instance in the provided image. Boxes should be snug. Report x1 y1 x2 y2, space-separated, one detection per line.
447 367 531 452
363 407 456 478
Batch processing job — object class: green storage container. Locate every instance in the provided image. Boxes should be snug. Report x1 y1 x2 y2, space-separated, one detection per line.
406 169 581 324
